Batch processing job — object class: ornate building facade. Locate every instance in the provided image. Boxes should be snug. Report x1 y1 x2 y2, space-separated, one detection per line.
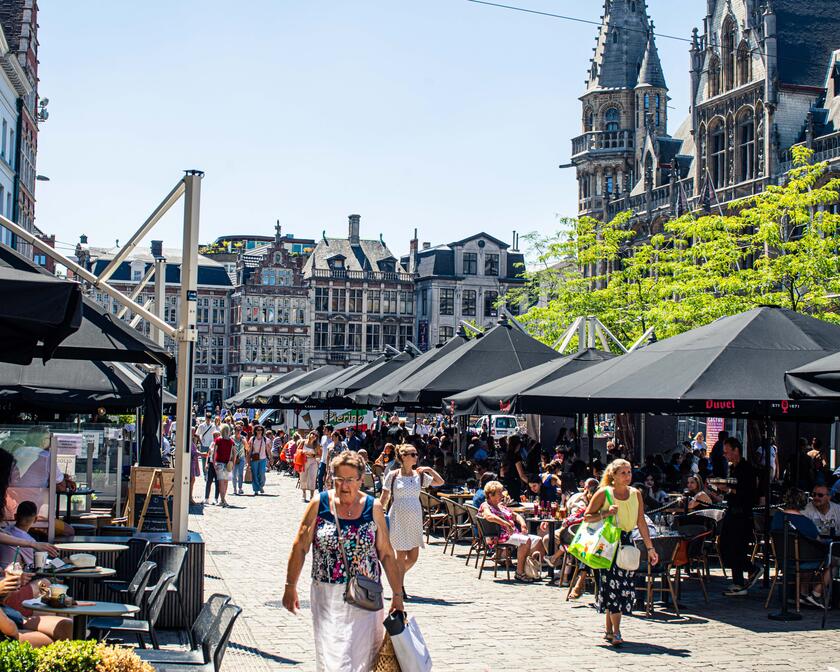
574 0 840 230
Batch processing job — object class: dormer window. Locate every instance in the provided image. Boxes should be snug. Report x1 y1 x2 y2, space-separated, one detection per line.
333 258 344 269
379 259 395 273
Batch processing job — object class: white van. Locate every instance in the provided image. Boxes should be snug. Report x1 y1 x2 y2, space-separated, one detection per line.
469 415 519 439
256 408 376 433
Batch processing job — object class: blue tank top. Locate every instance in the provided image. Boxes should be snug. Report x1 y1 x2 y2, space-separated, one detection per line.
540 474 558 502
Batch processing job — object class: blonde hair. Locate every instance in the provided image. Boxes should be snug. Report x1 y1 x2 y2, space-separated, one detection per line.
483 480 504 498
220 424 231 439
395 444 416 464
600 458 631 488
694 432 704 442
330 450 365 478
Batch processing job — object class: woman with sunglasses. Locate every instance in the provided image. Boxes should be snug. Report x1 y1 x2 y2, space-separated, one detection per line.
379 444 444 599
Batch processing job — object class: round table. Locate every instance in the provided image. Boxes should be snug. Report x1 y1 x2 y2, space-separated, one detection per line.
36 566 116 601
527 517 559 584
22 597 139 640
55 543 129 554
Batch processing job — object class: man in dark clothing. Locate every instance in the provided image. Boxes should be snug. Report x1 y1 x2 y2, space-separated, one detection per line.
710 430 729 478
718 437 762 596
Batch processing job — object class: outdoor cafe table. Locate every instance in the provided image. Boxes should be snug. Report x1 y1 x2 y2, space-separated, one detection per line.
56 488 96 524
22 597 139 640
55 542 128 554
439 492 474 501
526 517 559 584
36 566 117 601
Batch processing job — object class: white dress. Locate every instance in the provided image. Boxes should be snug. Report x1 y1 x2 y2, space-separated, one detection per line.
384 470 433 551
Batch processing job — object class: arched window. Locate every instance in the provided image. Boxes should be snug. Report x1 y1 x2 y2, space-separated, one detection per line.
604 107 620 131
584 108 594 132
738 109 756 182
613 29 619 44
644 93 650 110
710 121 726 188
708 56 721 97
722 18 737 91
655 94 661 127
737 42 751 86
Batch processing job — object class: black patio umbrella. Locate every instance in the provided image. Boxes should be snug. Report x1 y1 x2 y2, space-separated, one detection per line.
517 307 840 419
351 331 470 407
785 351 840 400
0 357 145 412
139 372 164 467
444 348 615 416
379 316 559 410
277 365 369 407
224 369 304 408
317 351 421 406
242 365 343 408
0 246 83 365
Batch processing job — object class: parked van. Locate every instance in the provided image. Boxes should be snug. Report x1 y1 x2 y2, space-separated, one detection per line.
257 408 376 432
468 414 519 439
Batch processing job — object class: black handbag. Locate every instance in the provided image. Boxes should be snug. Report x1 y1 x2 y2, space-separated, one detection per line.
332 495 384 612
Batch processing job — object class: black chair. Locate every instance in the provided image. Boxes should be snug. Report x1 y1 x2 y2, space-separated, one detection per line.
105 560 157 607
673 528 712 603
154 603 243 672
635 536 681 616
686 509 726 578
89 572 176 648
134 594 231 665
419 491 448 543
475 516 516 580
111 538 150 584
463 505 484 567
145 544 191 645
765 528 827 613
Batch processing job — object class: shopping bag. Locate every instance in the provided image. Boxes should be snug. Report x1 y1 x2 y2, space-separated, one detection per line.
372 633 402 672
383 611 432 672
567 517 621 570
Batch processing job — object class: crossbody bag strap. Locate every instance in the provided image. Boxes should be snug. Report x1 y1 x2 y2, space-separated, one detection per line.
604 487 615 522
329 494 354 591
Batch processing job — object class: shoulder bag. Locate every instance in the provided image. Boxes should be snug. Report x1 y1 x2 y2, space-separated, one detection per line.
331 495 384 612
612 488 641 571
250 437 264 461
567 488 621 570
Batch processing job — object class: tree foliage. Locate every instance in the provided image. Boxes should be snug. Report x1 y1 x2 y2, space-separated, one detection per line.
514 147 840 349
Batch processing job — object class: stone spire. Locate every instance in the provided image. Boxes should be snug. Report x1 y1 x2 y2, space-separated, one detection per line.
586 0 653 91
636 25 667 90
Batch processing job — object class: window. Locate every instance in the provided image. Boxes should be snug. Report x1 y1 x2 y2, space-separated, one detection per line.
420 288 428 317
738 110 755 182
606 175 614 195
439 326 454 344
484 290 498 317
331 257 345 270
399 325 413 349
462 290 476 316
260 335 273 363
584 109 593 132
331 288 346 312
737 42 751 86
366 324 381 352
604 108 620 132
367 290 380 314
211 298 225 323
196 334 209 365
314 322 329 350
1 120 5 159
710 122 726 188
399 291 414 315
708 56 721 97
655 94 661 127
331 322 346 350
33 253 46 266
292 298 306 323
197 297 209 323
644 93 650 110
277 269 293 286
722 19 736 91
383 324 398 349
315 287 329 312
440 288 455 315
383 290 398 314
348 323 362 351
463 252 477 275
348 289 364 313
484 253 499 276
261 269 275 285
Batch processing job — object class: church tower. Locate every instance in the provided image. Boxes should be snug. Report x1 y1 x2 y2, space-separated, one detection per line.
571 0 668 220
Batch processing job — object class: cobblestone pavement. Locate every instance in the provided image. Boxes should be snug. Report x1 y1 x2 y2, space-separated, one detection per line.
190 471 837 672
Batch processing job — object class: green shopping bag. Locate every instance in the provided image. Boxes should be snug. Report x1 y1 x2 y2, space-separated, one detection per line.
567 489 621 569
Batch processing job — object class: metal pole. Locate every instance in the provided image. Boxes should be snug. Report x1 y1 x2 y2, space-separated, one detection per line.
116 264 156 319
152 253 166 347
172 171 202 542
768 514 802 621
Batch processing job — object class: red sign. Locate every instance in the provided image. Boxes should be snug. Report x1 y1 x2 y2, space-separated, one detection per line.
705 400 735 410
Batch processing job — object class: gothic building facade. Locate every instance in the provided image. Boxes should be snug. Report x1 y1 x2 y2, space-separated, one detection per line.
574 0 840 230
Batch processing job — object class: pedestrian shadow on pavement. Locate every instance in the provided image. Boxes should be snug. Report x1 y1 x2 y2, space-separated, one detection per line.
601 641 691 657
404 596 475 606
228 641 302 665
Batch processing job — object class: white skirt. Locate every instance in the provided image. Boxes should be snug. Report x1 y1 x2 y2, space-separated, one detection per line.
507 532 541 547
310 581 384 672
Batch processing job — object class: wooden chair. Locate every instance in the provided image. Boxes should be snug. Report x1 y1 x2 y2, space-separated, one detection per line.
684 509 726 578
419 491 448 543
672 527 712 603
635 536 682 616
475 516 516 580
441 499 473 556
463 505 485 568
764 528 827 612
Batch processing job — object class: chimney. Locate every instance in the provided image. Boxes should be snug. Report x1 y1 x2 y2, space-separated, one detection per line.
348 214 361 245
422 242 431 250
409 228 418 273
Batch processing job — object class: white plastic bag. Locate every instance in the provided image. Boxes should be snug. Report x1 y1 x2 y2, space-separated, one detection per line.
384 612 432 672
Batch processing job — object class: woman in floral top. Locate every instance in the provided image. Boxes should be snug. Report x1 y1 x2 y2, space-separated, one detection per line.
284 452 404 671
479 480 546 582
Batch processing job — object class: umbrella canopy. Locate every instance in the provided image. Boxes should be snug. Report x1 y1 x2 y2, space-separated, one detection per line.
0 357 145 412
277 365 369 407
0 245 83 365
242 365 343 408
444 348 615 416
379 317 560 410
224 369 304 408
0 242 175 375
318 351 420 404
785 351 840 400
518 307 840 418
351 332 470 407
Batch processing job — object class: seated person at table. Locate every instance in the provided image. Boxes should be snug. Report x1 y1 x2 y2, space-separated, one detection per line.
543 479 599 585
771 488 830 608
0 502 39 567
479 481 546 583
0 571 72 647
523 475 542 503
472 472 497 509
539 461 562 504
640 474 668 510
803 484 840 536
674 475 715 512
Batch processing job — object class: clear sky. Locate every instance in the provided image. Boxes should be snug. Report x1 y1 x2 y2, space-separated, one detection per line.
36 0 701 261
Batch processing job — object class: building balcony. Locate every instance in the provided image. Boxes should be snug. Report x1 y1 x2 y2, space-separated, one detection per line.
780 131 840 174
572 130 635 159
310 268 415 283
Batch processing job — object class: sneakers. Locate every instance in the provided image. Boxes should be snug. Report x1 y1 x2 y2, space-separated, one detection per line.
802 593 824 609
745 563 764 590
723 585 747 596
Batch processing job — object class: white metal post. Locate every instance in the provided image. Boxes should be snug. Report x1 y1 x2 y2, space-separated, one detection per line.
152 243 167 348
172 171 202 542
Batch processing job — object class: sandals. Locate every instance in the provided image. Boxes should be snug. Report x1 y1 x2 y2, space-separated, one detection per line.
611 632 624 646
603 631 614 642
515 572 536 583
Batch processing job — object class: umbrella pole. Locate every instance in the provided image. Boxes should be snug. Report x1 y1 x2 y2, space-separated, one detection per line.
588 413 595 465
762 415 772 588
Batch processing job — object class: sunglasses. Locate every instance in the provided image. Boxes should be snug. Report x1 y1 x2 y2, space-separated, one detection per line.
811 492 827 497
403 452 418 457
333 477 361 485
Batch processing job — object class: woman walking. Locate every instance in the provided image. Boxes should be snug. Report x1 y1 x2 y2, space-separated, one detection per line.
249 424 270 495
300 431 320 502
583 459 658 646
283 451 404 671
203 429 220 506
190 430 201 504
212 424 235 507
379 444 444 599
231 423 248 495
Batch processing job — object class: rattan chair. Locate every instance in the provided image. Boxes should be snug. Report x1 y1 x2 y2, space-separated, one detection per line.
476 516 516 580
419 491 449 543
441 498 472 555
765 528 827 612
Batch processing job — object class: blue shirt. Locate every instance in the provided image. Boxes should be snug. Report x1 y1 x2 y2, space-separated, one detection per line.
472 489 486 509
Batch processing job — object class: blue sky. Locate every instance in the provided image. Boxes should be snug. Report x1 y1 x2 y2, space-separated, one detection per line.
36 0 699 260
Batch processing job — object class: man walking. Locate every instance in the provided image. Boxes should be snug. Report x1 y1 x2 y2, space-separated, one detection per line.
196 412 216 475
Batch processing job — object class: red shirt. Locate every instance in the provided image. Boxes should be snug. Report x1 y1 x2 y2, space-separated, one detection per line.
213 437 234 464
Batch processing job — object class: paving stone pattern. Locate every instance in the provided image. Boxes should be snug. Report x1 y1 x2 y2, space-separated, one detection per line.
190 472 837 672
